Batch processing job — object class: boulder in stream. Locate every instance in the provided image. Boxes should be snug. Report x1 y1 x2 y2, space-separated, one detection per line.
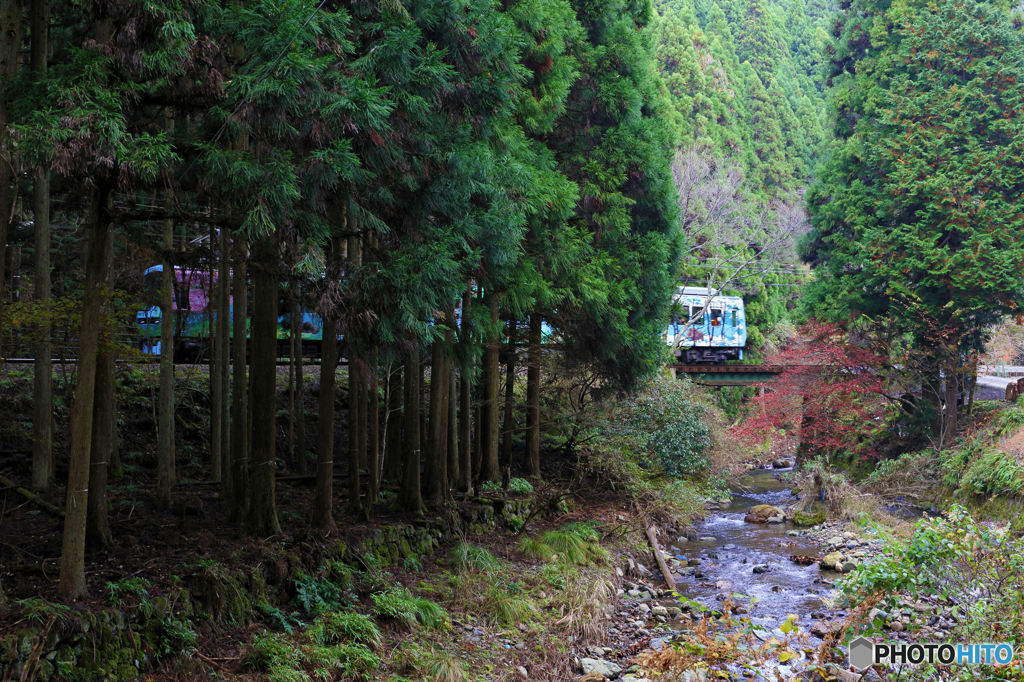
821 552 844 570
744 504 785 523
580 658 622 679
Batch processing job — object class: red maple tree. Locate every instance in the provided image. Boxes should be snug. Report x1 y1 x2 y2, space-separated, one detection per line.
738 322 888 458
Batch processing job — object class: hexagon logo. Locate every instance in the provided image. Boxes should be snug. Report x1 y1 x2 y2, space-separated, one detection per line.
849 637 875 671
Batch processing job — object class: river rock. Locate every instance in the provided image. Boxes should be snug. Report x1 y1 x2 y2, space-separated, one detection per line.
810 620 841 637
698 536 717 542
821 552 844 570
888 621 904 632
578 673 607 682
752 564 771 574
581 658 622 679
652 606 668 617
773 459 792 468
744 504 785 523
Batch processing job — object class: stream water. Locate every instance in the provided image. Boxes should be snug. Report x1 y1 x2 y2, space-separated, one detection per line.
658 468 836 637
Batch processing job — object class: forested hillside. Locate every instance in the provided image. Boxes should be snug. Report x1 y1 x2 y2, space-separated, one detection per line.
652 0 835 190
650 0 835 354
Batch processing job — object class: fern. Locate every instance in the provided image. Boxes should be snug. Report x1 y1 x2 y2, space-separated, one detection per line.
371 584 448 629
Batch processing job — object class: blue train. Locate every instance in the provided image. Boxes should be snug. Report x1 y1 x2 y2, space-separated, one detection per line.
666 287 747 363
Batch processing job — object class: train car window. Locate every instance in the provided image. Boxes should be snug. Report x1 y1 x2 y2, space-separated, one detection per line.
731 310 737 327
710 309 723 326
689 306 702 323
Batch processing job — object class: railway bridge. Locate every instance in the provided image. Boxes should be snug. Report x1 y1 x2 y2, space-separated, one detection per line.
669 363 784 386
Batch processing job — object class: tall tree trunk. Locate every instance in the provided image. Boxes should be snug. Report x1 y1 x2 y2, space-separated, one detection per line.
943 356 959 447
473 390 482 490
420 360 427 453
459 287 472 493
59 179 113 599
500 329 516 486
355 362 368 515
217 227 230 491
312 312 338 529
480 291 500 483
425 331 449 506
0 0 23 358
966 350 978 416
347 356 362 515
210 226 222 483
367 348 379 511
295 316 307 477
447 358 458 492
30 0 52 490
399 349 423 512
86 234 114 553
923 370 943 444
228 235 248 520
525 313 542 477
384 362 402 482
244 239 281 537
156 189 175 509
288 280 296 469
290 280 307 474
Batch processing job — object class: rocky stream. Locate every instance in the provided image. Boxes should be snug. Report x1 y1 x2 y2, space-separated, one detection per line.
572 466 911 682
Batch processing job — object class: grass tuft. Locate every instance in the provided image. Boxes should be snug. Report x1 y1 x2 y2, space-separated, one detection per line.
518 536 556 562
446 542 501 573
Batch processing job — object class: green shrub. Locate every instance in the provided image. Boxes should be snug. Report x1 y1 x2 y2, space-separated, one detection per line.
840 506 1024 665
611 377 712 478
